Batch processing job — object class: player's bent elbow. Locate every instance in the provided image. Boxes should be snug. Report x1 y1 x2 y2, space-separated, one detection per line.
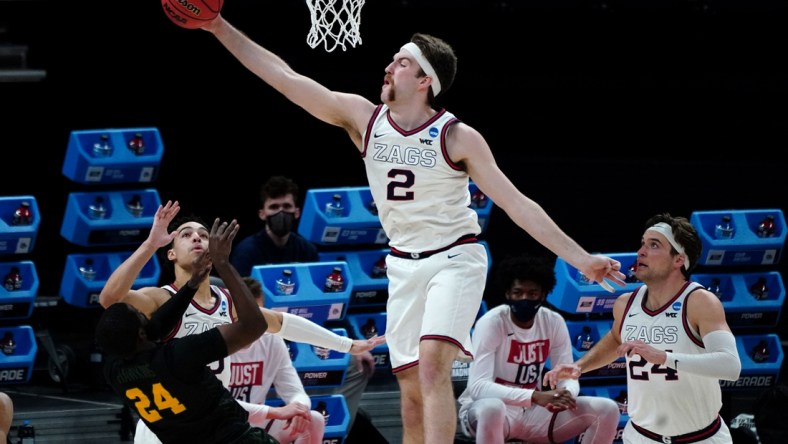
98 291 116 308
261 308 283 333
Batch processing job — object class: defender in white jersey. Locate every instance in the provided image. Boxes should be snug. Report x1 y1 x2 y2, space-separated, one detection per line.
197 18 627 444
545 213 741 444
99 202 384 444
458 254 619 444
161 283 234 385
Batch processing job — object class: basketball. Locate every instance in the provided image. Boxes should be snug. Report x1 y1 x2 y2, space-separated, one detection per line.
161 0 223 29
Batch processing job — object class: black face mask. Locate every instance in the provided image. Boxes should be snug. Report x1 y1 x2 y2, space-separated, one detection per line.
507 298 542 323
267 211 296 237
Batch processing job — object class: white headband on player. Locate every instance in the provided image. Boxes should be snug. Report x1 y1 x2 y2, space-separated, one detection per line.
401 42 442 96
647 222 690 270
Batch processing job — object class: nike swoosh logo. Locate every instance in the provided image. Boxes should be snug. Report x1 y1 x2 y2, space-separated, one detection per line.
448 253 462 259
507 332 515 337
185 312 197 317
373 132 388 138
628 313 638 317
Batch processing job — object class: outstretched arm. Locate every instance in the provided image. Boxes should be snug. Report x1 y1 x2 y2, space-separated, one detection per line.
544 294 629 388
265 309 385 354
200 16 376 149
450 123 626 290
98 201 181 315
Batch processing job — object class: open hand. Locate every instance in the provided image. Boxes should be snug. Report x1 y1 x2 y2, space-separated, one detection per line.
580 255 627 293
208 218 239 265
148 200 181 248
199 14 223 33
350 335 386 355
543 363 582 389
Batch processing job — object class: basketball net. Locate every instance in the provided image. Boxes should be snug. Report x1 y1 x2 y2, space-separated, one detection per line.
306 0 365 52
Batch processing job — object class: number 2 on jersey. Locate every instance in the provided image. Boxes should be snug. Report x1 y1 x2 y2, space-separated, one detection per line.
387 169 415 201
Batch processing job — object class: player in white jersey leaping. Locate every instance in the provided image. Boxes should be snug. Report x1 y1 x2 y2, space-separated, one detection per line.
545 213 741 444
187 16 628 444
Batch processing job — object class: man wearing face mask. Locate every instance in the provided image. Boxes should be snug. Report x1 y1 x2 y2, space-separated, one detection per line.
457 253 620 444
231 175 319 277
230 175 380 442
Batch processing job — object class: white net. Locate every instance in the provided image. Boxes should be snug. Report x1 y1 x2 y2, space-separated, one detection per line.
305 0 365 52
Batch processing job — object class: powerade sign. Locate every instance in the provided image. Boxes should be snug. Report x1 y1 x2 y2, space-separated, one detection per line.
720 374 776 389
0 367 27 383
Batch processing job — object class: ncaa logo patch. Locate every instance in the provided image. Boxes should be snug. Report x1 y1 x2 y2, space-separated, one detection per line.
671 301 682 311
429 127 439 137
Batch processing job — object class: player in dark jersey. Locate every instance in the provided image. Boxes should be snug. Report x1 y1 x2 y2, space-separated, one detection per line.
97 218 287 444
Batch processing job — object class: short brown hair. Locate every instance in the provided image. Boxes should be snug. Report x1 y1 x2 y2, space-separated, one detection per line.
411 33 457 102
644 213 701 278
260 176 300 207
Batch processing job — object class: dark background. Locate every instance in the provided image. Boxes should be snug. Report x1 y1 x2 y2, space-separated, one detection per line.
1 1 787 338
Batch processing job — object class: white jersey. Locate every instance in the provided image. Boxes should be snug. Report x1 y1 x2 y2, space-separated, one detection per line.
620 282 723 436
161 284 234 387
228 332 311 407
362 104 481 252
457 304 576 414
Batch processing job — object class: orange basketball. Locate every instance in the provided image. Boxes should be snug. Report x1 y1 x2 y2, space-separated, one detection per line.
162 0 223 29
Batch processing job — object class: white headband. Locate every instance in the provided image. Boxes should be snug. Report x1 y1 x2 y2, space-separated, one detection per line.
646 222 690 270
401 42 442 96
